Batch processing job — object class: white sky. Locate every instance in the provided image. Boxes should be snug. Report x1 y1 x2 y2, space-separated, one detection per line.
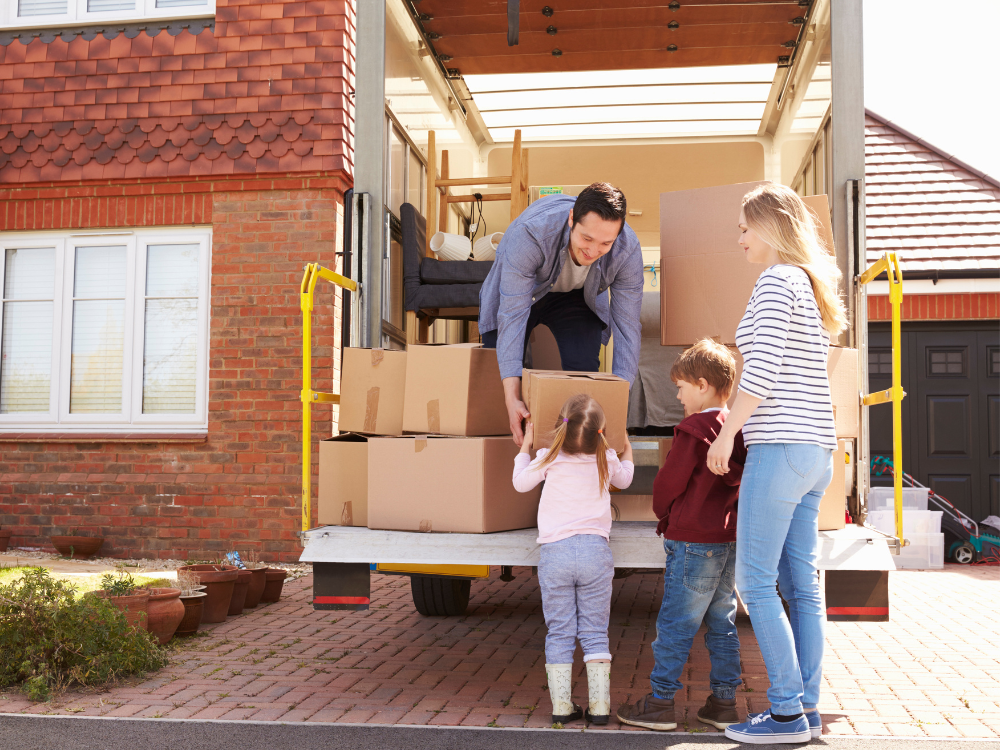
864 0 1000 180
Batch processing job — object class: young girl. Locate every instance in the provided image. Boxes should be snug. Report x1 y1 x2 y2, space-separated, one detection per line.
707 183 847 744
512 393 634 726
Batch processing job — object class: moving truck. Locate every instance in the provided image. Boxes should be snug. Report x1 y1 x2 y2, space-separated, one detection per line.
300 0 902 621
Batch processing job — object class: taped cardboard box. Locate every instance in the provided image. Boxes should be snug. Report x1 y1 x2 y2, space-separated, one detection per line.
521 369 630 452
339 348 407 436
402 344 510 436
367 436 541 533
318 434 368 527
660 182 835 346
820 440 848 531
611 495 658 522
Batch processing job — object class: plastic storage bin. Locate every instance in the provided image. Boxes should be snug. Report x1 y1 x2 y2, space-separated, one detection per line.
892 532 944 570
868 487 929 511
868 509 942 535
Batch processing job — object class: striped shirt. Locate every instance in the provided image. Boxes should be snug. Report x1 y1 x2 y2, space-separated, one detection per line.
735 264 837 450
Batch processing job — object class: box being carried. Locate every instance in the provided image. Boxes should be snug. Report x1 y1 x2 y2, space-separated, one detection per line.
367 436 541 533
338 348 407 435
521 369 630 452
403 344 510 436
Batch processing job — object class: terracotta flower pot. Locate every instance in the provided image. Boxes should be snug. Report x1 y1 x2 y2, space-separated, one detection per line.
260 568 287 603
93 589 150 629
147 588 185 645
175 592 207 637
177 565 237 624
227 569 252 616
0 529 11 553
243 567 267 608
51 535 104 559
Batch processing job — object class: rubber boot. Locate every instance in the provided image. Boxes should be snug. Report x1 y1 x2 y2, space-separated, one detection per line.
585 661 611 725
545 664 583 724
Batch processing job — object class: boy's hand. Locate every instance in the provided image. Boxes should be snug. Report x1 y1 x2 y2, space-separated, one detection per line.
621 436 633 462
520 421 534 454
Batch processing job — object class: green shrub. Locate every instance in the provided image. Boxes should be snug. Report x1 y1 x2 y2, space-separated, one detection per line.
0 567 167 700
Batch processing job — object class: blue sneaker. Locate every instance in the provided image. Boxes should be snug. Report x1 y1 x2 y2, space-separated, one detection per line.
806 709 822 738
724 710 812 744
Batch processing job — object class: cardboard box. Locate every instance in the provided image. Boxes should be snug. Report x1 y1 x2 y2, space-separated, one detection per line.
657 437 674 468
338 348 407 435
367 436 541 533
820 440 848 531
521 369 630 452
402 344 510 436
610 495 658 522
828 347 859 438
318 434 369 527
659 183 835 345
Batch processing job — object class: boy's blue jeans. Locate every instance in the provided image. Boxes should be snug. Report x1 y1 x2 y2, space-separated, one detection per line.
737 442 833 716
650 539 742 700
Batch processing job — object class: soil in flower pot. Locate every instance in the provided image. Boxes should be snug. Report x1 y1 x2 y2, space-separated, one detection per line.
175 592 207 637
51 535 104 559
260 568 288 603
227 569 252 616
243 567 267 608
177 565 237 624
93 589 150 629
146 588 185 645
0 529 11 553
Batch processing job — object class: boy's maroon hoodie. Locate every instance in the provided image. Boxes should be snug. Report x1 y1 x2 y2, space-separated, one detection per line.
653 409 747 543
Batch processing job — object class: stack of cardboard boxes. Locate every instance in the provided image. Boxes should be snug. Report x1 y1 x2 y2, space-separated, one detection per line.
655 181 857 531
319 345 630 535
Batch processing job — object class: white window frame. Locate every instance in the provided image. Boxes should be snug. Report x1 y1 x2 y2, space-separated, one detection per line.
0 0 214 30
0 227 211 433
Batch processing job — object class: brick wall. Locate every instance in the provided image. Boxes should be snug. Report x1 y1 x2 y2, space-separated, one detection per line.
868 292 1000 322
0 179 346 561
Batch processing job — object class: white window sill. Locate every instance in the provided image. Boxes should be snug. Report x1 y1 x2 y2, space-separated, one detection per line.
0 431 208 443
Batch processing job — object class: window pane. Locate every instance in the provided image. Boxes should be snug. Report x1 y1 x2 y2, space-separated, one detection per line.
1 302 53 413
388 126 405 217
156 0 208 6
88 0 134 10
18 0 68 16
408 148 424 213
1 248 54 413
146 244 199 296
142 299 198 414
70 300 125 413
70 246 127 414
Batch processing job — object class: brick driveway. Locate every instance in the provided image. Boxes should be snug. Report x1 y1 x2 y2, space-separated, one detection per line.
1 565 997 739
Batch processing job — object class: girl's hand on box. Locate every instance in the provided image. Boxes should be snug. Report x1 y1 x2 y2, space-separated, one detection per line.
622 436 633 463
520 421 534 454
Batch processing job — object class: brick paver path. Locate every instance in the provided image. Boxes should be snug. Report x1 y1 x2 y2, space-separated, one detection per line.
1 565 997 738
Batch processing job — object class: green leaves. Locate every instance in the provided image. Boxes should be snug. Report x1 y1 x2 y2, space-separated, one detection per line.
0 567 166 701
99 571 138 598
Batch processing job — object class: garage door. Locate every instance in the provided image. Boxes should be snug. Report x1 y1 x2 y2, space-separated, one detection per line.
869 321 999 522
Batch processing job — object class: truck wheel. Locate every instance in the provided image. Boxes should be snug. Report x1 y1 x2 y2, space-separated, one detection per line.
953 543 976 565
410 575 471 616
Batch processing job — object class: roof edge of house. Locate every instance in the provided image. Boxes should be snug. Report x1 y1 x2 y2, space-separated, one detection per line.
865 108 1000 190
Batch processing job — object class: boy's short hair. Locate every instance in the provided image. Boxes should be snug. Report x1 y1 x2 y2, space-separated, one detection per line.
670 339 737 397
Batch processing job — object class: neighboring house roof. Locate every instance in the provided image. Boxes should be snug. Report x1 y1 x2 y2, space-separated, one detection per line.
865 109 1000 275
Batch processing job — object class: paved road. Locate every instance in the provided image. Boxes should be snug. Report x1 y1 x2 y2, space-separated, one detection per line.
2 716 998 750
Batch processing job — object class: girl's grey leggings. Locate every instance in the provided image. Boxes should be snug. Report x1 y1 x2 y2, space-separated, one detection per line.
538 534 614 663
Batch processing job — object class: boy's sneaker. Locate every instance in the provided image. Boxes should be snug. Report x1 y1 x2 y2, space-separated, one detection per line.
724 710 811 744
806 709 822 738
696 694 739 729
615 694 676 731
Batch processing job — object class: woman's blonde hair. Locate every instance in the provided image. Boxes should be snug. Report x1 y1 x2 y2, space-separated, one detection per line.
742 183 848 336
535 393 612 492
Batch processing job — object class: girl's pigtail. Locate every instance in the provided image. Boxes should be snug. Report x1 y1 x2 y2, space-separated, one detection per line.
535 418 568 473
595 431 610 492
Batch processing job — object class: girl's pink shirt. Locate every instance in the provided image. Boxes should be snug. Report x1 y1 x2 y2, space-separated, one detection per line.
512 448 635 545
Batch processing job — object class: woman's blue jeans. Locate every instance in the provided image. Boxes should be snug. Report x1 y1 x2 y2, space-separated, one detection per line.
736 442 833 716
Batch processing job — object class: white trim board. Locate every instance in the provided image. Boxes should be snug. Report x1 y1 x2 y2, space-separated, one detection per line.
867 278 1000 296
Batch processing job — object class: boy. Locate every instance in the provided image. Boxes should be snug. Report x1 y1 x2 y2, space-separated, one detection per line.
616 339 747 732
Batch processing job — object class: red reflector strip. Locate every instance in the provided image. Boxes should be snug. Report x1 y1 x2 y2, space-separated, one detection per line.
827 606 888 616
314 596 370 605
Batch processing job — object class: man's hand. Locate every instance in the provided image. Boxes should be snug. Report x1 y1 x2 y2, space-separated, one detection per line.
503 376 530 446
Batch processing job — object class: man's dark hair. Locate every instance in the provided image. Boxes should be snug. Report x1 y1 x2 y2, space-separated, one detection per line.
571 182 627 229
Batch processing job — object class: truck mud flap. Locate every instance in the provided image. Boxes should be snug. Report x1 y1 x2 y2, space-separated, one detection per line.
313 562 370 611
825 570 889 622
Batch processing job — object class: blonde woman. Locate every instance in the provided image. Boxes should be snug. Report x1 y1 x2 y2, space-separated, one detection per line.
707 183 847 744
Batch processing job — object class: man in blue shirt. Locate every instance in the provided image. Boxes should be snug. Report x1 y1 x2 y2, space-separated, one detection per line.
479 182 644 445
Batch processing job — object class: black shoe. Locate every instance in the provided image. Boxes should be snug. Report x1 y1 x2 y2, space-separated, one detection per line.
552 703 583 724
585 708 609 725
